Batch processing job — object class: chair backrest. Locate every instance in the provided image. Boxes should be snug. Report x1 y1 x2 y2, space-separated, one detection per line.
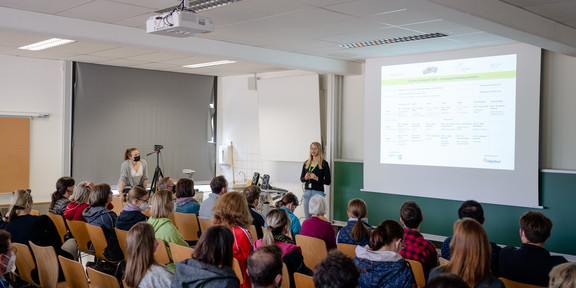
85 222 111 261
169 242 195 263
111 196 124 216
114 227 129 259
168 213 176 224
198 218 213 234
47 212 67 244
86 266 121 288
154 238 171 265
439 256 449 266
337 243 357 258
294 234 327 272
248 225 258 243
173 212 201 242
281 263 290 288
406 259 426 288
12 242 39 286
232 257 244 284
58 255 89 288
30 209 40 216
28 241 62 288
66 219 92 254
499 277 548 288
294 272 314 288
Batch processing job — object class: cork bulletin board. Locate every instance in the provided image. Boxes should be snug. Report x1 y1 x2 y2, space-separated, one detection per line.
0 117 30 193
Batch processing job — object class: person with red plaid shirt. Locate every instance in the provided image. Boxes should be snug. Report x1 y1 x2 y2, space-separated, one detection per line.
399 200 438 279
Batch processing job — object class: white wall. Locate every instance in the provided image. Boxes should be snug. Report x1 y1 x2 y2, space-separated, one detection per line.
341 73 365 160
0 55 65 203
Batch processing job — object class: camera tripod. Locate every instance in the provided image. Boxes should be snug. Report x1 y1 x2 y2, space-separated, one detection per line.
147 145 164 192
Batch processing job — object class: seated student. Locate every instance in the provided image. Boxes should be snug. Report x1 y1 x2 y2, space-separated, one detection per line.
123 222 172 288
64 181 93 222
116 186 149 230
337 198 373 246
157 177 175 193
399 200 438 278
275 192 301 237
253 209 312 288
174 178 200 214
243 185 265 239
441 200 501 275
499 211 567 286
172 226 240 288
314 250 361 288
300 195 337 251
428 273 470 288
549 262 576 288
0 230 15 288
429 218 504 288
354 220 415 288
198 175 227 220
147 189 189 273
247 245 284 288
49 177 75 215
83 183 123 261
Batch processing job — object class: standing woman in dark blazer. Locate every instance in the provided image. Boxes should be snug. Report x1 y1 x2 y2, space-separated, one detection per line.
300 141 331 219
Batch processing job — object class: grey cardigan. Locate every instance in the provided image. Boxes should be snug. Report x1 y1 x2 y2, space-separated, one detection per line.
118 159 148 189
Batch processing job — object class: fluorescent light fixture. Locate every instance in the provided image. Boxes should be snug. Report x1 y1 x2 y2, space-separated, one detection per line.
185 0 241 12
18 38 76 51
339 32 448 49
183 60 236 69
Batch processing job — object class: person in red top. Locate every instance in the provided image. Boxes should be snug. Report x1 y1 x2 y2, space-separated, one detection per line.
64 181 114 221
213 192 254 288
399 200 438 279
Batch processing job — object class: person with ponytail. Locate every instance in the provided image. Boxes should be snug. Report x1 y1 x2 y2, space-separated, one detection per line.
253 209 312 288
354 220 415 288
64 181 93 221
49 177 75 215
116 186 150 231
118 148 148 194
123 222 172 288
337 199 373 246
275 192 301 237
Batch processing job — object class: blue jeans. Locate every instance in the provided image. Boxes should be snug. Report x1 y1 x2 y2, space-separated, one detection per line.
303 189 325 219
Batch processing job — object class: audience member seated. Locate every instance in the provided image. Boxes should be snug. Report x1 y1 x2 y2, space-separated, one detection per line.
198 175 227 220
83 183 123 261
549 262 576 288
243 185 265 239
300 195 336 251
314 250 360 288
213 192 254 288
275 192 301 237
247 245 284 288
172 226 240 288
174 178 200 214
157 177 175 193
428 273 470 288
123 222 172 288
0 230 15 288
49 177 75 215
116 186 149 230
337 198 373 246
441 200 501 276
253 209 312 288
64 181 93 222
499 211 567 286
147 189 189 272
354 219 415 288
429 218 504 288
399 200 438 278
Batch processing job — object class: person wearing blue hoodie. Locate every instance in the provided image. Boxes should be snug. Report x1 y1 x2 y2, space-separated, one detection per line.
116 186 149 231
83 183 123 261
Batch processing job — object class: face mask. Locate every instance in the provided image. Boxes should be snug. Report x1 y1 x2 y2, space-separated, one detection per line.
2 253 15 274
133 155 141 162
138 201 148 212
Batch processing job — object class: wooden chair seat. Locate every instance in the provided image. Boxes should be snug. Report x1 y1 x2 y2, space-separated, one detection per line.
173 212 201 242
336 243 357 258
85 223 122 263
28 241 67 288
154 238 171 265
87 266 121 288
248 225 258 243
295 234 327 272
114 227 128 259
499 277 548 288
47 212 67 244
169 242 195 263
294 272 314 288
66 219 92 256
232 257 244 285
12 242 40 287
406 259 426 288
198 218 213 234
281 263 290 288
59 255 89 288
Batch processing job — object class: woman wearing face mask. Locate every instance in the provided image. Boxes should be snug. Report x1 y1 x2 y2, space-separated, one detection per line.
118 148 148 194
116 186 150 231
354 220 416 288
0 230 16 288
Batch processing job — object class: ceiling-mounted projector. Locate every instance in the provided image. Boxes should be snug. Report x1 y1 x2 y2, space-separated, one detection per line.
146 10 214 37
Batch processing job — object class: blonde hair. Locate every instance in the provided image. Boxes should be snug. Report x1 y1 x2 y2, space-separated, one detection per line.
212 192 253 229
550 262 576 288
70 181 91 203
7 190 33 222
262 209 290 246
348 199 371 242
149 190 173 218
445 218 492 288
122 186 149 204
305 142 324 169
124 222 158 288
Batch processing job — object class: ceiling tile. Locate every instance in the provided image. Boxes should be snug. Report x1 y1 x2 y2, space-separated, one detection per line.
0 0 92 14
57 0 151 23
90 46 156 58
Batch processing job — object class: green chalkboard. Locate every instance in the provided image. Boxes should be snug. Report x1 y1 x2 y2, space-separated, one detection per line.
333 160 576 255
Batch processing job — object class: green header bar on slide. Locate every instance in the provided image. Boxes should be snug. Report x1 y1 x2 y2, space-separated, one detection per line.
381 71 516 86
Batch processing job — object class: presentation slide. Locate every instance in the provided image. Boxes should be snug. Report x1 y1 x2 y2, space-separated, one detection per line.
379 55 517 170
